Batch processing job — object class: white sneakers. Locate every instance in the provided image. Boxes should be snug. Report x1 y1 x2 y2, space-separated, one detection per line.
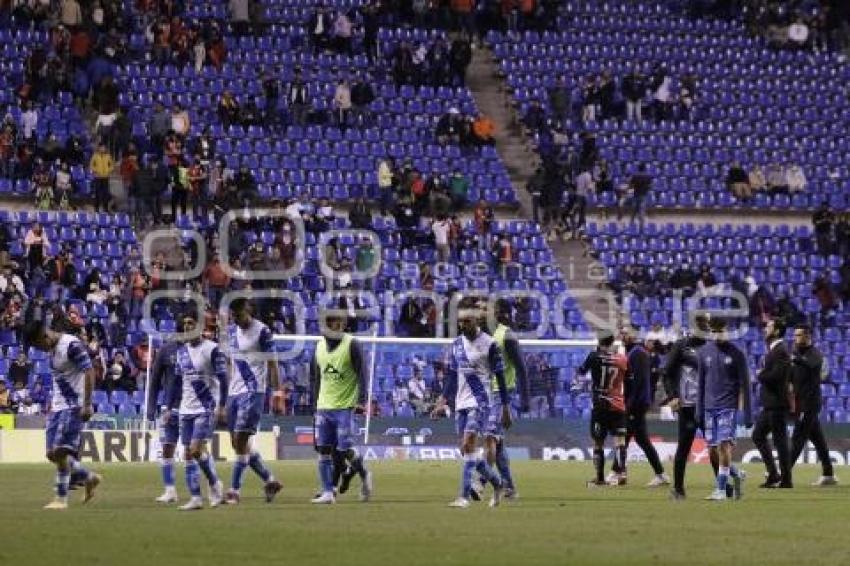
179 497 204 511
448 497 471 508
155 490 178 504
646 474 671 488
311 491 336 505
704 489 726 502
43 498 68 510
812 475 838 487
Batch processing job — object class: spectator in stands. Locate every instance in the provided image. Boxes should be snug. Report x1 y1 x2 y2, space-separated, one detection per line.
349 197 372 230
436 108 464 145
287 70 310 127
350 73 375 127
391 378 409 415
451 0 476 38
581 75 598 123
229 0 251 35
787 164 807 192
187 155 208 218
598 70 616 119
622 67 646 123
748 163 767 193
9 351 30 388
207 27 227 70
448 169 469 210
217 91 240 127
524 100 546 132
649 64 672 120
171 103 190 138
813 275 839 323
377 157 396 215
23 223 49 271
308 5 333 51
765 162 788 193
628 164 651 229
394 197 420 249
408 371 430 416
134 157 167 225
726 161 752 200
332 78 352 128
813 203 835 256
149 102 171 155
103 351 134 394
0 380 11 413
432 215 452 262
678 73 698 119
60 0 82 29
392 42 415 86
449 33 472 86
333 9 354 55
548 77 570 124
121 151 140 220
471 113 496 145
21 101 38 141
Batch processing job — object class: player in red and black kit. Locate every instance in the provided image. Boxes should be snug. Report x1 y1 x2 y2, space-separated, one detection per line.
577 332 628 487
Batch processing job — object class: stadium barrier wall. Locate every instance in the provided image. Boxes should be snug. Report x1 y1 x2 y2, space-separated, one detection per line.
0 430 275 463
5 418 850 467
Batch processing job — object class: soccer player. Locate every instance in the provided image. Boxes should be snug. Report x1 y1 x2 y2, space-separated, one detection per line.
147 337 183 503
471 302 529 501
577 331 628 487
620 329 669 487
172 315 228 510
697 319 751 501
663 314 716 499
223 298 284 504
789 324 836 486
752 318 793 488
24 321 102 510
309 312 372 504
432 309 510 508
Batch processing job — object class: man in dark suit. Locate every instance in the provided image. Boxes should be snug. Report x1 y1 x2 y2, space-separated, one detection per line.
789 324 837 486
752 319 793 488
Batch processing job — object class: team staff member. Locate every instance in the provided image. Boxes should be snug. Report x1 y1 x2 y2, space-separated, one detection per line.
789 324 836 486
752 319 793 488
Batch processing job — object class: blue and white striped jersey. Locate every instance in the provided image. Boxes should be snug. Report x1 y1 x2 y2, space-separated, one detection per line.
449 331 506 411
49 333 93 412
227 319 274 396
177 339 227 415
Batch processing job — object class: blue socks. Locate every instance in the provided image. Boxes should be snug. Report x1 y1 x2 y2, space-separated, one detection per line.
717 466 729 491
461 456 477 498
249 451 272 483
198 453 219 487
231 454 249 491
56 470 70 498
68 456 91 483
161 458 175 488
185 460 202 498
495 443 514 490
319 455 335 493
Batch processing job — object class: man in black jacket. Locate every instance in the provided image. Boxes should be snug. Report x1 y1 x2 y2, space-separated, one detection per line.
752 319 793 488
789 324 836 486
663 314 716 498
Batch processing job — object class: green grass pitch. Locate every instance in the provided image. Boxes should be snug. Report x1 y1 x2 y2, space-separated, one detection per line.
1 461 847 565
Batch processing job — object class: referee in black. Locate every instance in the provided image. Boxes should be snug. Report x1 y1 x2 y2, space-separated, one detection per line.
789 324 837 486
752 318 793 488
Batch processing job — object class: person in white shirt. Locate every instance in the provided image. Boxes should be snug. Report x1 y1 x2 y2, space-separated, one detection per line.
21 101 38 140
573 169 595 238
787 164 807 193
333 79 351 127
788 19 809 47
432 215 452 262
408 373 430 415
